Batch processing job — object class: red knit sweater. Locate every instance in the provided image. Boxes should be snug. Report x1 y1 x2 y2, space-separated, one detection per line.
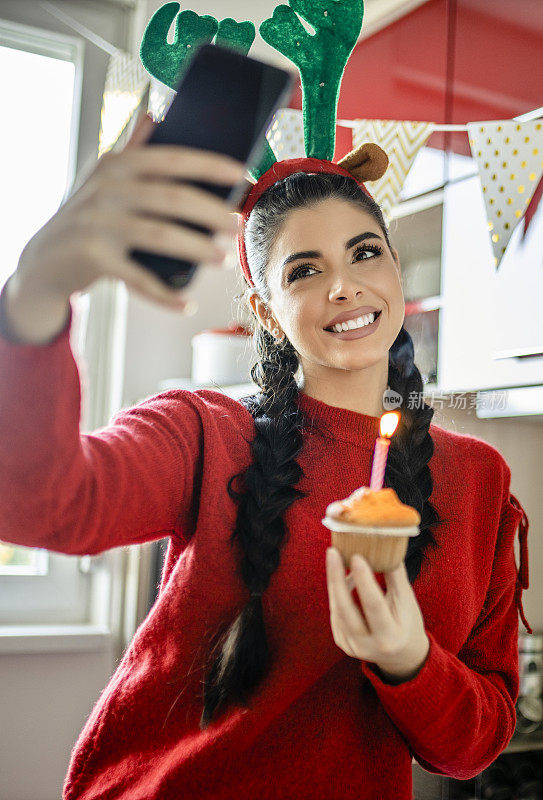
0 291 532 800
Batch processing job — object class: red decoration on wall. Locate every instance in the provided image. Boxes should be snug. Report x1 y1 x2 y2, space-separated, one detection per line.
287 0 543 163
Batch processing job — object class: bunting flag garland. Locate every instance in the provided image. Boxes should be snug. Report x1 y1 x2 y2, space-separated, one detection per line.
266 108 306 160
98 50 150 157
266 110 435 222
352 119 435 224
467 119 543 269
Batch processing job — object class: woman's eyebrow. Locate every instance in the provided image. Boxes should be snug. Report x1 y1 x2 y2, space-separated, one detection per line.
280 231 383 271
345 231 383 250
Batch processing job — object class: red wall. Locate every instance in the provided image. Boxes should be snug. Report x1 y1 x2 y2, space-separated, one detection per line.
288 0 543 161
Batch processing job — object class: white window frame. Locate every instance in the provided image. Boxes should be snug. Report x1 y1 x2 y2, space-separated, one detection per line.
0 18 94 627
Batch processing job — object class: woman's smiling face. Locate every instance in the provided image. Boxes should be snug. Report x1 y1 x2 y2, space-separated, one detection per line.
250 197 405 384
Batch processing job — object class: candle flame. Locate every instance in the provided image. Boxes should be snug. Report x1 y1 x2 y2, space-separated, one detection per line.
380 411 400 438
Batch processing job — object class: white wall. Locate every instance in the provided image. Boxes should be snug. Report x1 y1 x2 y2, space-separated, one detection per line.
121 250 251 405
0 649 114 800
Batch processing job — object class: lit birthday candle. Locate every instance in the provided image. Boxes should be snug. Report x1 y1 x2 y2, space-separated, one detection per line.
369 412 400 491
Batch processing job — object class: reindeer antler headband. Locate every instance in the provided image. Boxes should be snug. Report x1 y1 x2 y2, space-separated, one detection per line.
140 0 389 287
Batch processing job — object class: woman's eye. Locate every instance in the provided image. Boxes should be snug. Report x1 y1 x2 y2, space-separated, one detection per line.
288 265 316 282
288 245 383 282
353 245 383 261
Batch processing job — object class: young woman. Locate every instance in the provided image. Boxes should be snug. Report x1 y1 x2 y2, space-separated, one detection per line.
0 116 530 799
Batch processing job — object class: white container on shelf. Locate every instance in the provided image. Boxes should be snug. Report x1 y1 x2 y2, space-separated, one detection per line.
191 323 254 386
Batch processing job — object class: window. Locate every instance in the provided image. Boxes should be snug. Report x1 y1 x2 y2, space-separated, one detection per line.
0 18 88 623
0 19 82 282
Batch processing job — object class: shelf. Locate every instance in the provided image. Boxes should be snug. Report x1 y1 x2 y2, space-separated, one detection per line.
0 624 113 655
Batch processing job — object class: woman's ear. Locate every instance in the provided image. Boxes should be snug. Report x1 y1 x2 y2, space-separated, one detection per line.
248 291 274 332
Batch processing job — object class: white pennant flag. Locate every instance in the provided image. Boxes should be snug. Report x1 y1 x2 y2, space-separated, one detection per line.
266 107 306 160
352 120 435 223
98 50 150 157
467 119 543 269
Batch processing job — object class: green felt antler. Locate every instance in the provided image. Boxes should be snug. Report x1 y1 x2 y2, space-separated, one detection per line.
215 18 255 53
140 3 218 90
259 0 364 160
140 3 276 180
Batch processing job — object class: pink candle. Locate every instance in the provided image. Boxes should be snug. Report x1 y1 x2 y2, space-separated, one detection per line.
370 437 390 490
369 412 400 490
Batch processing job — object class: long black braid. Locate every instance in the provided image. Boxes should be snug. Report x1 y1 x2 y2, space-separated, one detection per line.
199 172 444 729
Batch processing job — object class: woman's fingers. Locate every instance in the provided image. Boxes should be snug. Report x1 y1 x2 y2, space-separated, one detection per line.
102 212 227 265
326 548 368 633
122 145 245 187
125 111 157 149
111 179 239 235
349 556 393 637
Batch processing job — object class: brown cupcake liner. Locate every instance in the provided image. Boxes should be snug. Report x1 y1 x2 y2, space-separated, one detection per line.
331 529 409 572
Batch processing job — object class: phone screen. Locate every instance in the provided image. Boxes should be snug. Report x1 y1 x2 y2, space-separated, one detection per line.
132 44 293 289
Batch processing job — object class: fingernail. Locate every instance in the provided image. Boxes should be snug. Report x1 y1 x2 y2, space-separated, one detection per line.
182 299 199 316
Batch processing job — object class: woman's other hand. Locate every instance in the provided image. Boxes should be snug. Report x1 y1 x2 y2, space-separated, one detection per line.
326 547 430 683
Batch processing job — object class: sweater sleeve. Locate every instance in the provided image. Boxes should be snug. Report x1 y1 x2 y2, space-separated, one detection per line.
0 282 204 556
360 486 532 782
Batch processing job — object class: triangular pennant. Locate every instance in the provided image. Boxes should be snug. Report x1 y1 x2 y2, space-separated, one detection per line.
467 119 543 269
266 107 306 160
522 172 543 239
351 120 435 223
98 49 150 158
147 77 176 123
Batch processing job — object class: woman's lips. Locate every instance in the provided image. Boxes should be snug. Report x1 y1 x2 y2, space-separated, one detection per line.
324 311 382 340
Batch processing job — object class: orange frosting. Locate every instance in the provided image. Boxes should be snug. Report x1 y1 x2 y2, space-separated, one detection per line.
326 486 421 527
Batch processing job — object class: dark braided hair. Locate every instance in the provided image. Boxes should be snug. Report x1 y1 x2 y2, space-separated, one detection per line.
198 171 444 730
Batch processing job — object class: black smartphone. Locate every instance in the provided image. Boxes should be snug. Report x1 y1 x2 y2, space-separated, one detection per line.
132 42 294 289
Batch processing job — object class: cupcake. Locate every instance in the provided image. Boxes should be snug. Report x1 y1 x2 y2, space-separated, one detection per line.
321 486 420 572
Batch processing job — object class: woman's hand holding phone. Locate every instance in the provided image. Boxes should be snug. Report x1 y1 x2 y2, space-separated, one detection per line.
16 113 245 314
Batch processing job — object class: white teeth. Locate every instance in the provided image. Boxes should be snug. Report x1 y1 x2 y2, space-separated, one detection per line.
331 312 376 333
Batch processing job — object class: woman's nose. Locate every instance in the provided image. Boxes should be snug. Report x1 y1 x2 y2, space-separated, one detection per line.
329 283 364 301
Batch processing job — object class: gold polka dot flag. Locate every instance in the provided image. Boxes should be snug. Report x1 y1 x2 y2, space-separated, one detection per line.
266 107 306 160
466 119 543 269
352 119 436 224
98 50 151 158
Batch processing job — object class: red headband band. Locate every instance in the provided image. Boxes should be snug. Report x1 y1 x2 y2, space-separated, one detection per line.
237 157 375 288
